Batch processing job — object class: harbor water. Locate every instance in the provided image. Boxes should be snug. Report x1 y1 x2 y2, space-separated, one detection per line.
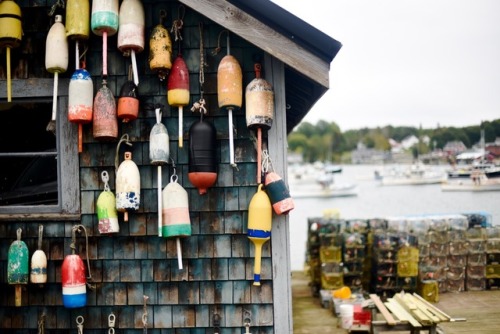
288 164 500 271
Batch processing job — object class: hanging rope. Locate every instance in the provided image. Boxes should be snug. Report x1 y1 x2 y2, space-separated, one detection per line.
142 295 149 333
191 22 207 116
48 0 65 17
212 30 229 56
171 6 185 42
71 225 96 290
115 134 133 172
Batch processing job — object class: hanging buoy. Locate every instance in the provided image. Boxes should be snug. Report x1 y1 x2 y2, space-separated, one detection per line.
265 171 294 215
31 225 48 284
118 0 144 86
68 68 93 152
148 10 172 80
116 135 141 222
91 0 119 77
245 63 274 183
45 15 69 134
149 108 169 236
247 184 272 286
62 225 94 308
168 54 190 148
188 115 217 195
8 228 28 306
66 0 90 40
117 68 139 122
0 0 22 102
93 79 118 140
97 171 119 234
162 172 191 269
216 31 242 167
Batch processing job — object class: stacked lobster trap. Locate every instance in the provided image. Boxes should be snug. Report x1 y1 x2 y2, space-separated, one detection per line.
307 211 496 302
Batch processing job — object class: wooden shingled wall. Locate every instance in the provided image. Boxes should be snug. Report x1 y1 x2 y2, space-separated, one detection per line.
0 0 292 332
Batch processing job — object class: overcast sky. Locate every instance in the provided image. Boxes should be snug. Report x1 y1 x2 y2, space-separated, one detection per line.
271 0 500 131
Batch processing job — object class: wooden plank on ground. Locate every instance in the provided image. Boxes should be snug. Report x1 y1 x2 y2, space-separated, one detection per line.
370 294 397 325
385 299 421 328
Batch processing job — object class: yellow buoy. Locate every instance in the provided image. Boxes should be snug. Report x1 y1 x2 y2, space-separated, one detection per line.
0 0 22 102
247 184 272 286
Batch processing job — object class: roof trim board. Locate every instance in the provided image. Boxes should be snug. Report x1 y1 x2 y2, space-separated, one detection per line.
178 0 332 89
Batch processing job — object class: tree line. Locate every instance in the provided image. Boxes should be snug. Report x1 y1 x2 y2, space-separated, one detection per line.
288 119 500 163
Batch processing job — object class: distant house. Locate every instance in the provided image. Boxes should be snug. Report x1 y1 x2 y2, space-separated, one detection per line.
443 141 467 155
351 142 391 164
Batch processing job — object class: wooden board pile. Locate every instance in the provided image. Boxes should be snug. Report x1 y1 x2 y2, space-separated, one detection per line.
370 292 465 332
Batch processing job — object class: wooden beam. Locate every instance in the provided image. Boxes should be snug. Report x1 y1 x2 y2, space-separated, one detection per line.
412 293 453 322
370 294 398 325
178 0 331 88
385 299 422 328
394 293 432 325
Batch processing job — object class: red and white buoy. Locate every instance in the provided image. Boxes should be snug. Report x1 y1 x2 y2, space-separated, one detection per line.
62 225 94 308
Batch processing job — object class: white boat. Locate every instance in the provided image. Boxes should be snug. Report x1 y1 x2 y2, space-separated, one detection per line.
378 163 446 186
290 182 358 199
288 163 357 198
442 172 500 192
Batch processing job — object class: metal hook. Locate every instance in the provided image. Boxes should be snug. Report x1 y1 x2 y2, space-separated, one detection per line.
101 171 110 192
76 315 84 334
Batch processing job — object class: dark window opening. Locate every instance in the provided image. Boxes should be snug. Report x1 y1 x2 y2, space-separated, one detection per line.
0 102 59 206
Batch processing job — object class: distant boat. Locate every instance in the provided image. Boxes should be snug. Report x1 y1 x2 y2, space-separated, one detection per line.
290 182 358 199
442 172 500 192
288 163 357 198
378 163 446 186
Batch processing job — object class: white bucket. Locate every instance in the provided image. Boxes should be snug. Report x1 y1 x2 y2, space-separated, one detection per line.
339 303 354 329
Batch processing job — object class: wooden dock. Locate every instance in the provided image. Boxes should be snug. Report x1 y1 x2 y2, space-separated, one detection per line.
292 271 500 333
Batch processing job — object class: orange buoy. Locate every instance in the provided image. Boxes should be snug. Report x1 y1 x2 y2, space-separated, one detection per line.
216 32 242 167
117 70 139 123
